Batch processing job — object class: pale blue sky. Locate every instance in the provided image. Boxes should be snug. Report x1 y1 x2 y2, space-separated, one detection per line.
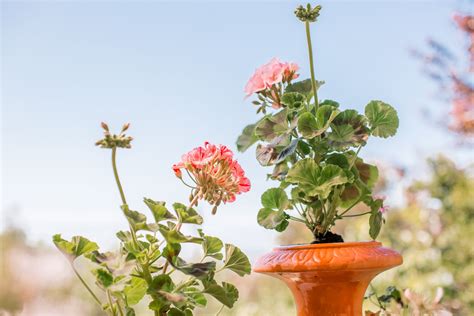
1 1 467 259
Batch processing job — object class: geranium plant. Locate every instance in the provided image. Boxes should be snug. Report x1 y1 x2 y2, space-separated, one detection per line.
53 123 251 316
237 3 399 243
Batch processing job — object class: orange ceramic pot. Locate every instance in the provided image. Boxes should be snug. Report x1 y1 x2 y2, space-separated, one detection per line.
254 241 402 316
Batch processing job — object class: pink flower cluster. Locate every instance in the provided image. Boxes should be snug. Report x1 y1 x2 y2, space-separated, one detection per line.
244 58 299 96
173 142 251 205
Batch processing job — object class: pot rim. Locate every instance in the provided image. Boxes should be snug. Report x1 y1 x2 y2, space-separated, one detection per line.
273 241 381 251
254 241 402 273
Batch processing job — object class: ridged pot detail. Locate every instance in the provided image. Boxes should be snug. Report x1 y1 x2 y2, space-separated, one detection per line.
254 241 402 316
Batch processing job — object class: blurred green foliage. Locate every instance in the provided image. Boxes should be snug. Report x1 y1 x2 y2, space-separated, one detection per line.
377 156 474 314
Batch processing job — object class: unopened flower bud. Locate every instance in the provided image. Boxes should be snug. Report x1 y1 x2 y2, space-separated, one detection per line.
211 205 218 215
295 3 322 23
101 122 109 131
121 123 130 132
172 164 183 179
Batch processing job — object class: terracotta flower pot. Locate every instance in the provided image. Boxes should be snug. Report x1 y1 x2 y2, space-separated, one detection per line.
254 241 402 316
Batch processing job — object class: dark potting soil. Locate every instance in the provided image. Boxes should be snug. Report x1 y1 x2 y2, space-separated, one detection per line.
311 231 344 244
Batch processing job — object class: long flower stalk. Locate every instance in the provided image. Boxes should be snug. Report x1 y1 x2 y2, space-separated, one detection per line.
305 21 319 109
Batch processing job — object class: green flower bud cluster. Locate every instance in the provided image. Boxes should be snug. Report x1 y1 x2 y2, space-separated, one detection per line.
95 122 133 149
295 3 322 23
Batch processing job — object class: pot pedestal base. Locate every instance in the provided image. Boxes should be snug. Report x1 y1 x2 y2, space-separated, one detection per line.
254 242 402 316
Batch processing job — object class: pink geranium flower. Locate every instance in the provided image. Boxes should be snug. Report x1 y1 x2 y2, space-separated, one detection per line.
173 142 251 209
244 58 299 96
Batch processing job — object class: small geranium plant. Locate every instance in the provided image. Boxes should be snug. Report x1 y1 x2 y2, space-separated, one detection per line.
53 123 251 316
237 3 399 243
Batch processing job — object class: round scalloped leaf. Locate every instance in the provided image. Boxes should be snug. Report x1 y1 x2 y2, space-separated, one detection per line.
257 207 288 230
365 100 399 138
223 244 251 277
261 187 289 211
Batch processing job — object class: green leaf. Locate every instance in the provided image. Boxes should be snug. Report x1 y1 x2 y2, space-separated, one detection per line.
223 244 251 276
255 134 290 166
162 243 181 261
257 207 288 230
168 308 186 316
329 110 369 149
124 277 148 306
378 286 403 305
198 230 224 260
94 268 114 288
297 105 339 139
275 219 290 232
369 211 383 240
285 79 324 100
122 205 158 232
255 110 288 141
255 143 277 166
286 158 320 185
261 188 289 211
52 234 98 261
116 231 141 254
340 184 361 206
285 79 313 96
328 124 354 145
270 162 289 180
148 298 169 313
281 92 306 109
158 225 201 244
87 250 135 277
184 287 207 307
286 159 348 199
325 153 350 169
317 165 349 198
355 160 379 189
236 123 258 152
172 257 216 279
365 100 399 138
149 274 174 293
173 203 203 225
221 282 239 307
125 307 136 316
276 138 298 163
297 112 319 139
203 281 239 308
297 139 311 155
143 198 176 222
319 99 340 108
316 104 340 128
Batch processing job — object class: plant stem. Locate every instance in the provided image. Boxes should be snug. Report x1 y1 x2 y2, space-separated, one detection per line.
71 264 102 307
342 211 371 218
116 299 125 316
112 147 127 205
111 147 141 249
179 178 197 189
106 290 117 316
110 146 155 312
216 304 225 316
339 197 363 217
370 283 386 311
305 21 318 110
289 215 307 224
349 145 363 169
